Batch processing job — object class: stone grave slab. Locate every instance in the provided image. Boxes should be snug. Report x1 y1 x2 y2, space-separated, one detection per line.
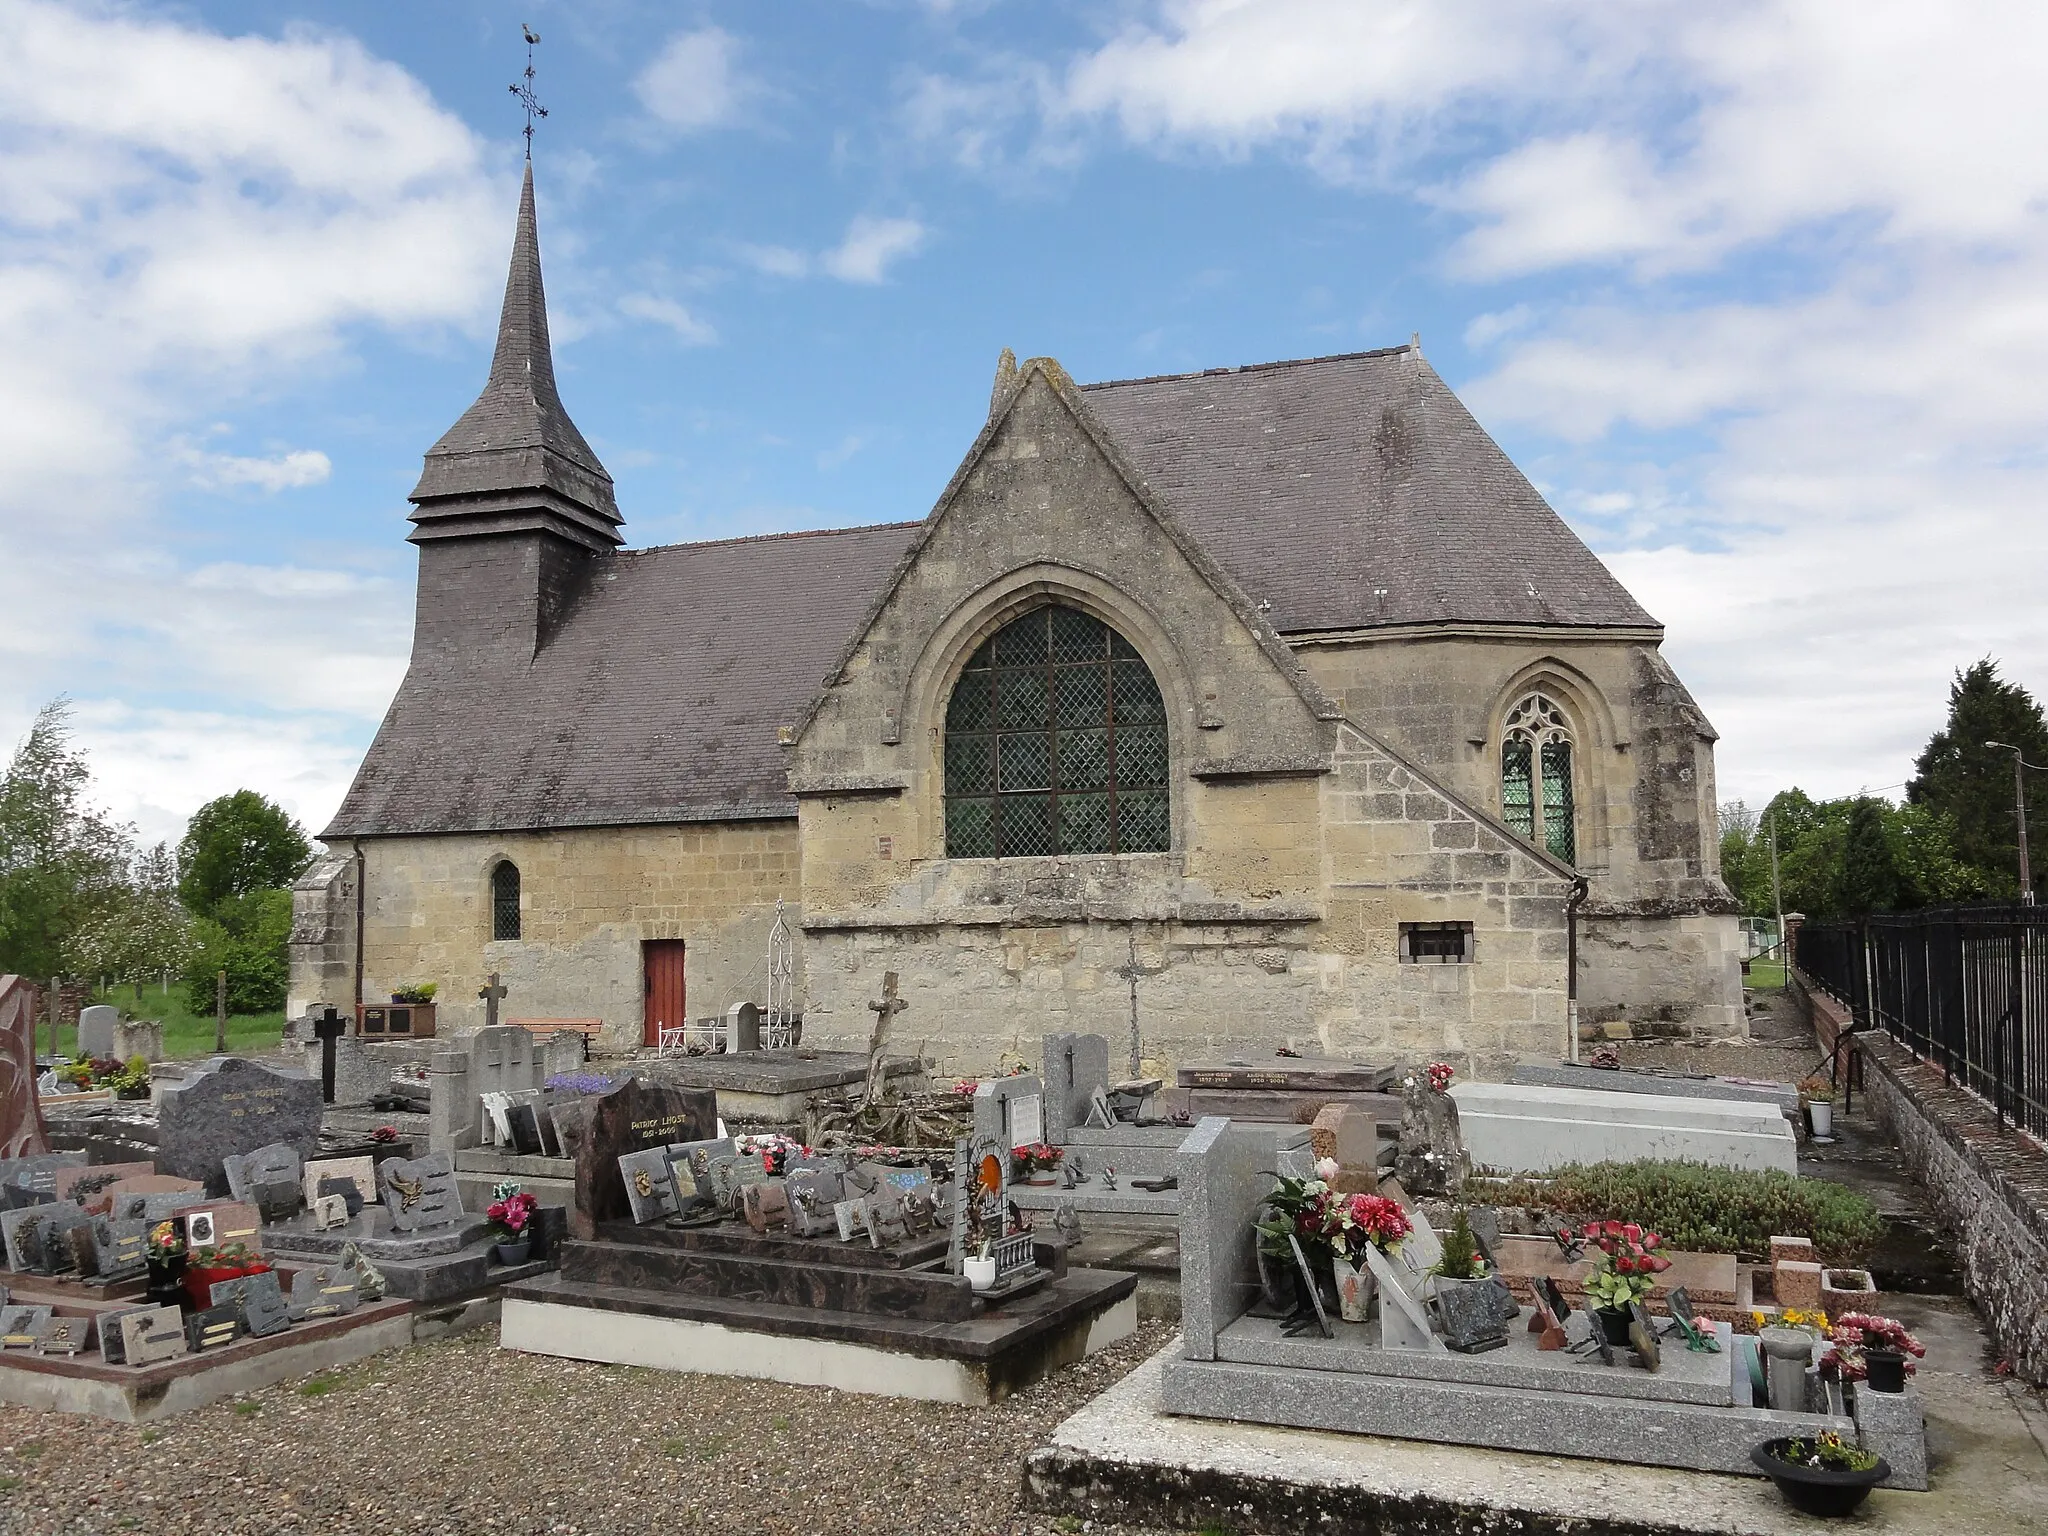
211 1269 291 1337
618 1147 678 1224
569 1079 718 1237
304 1156 377 1216
185 1302 242 1353
157 1057 322 1192
287 1260 363 1322
53 1162 157 1213
0 1153 85 1200
223 1142 305 1220
118 1305 189 1366
2 1202 89 1273
1449 1081 1797 1175
377 1150 463 1232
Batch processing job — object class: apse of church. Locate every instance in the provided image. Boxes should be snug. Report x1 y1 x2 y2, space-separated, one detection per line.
293 167 1742 1078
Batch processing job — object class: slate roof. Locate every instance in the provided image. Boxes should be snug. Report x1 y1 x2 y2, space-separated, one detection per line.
328 523 920 836
1080 348 1658 634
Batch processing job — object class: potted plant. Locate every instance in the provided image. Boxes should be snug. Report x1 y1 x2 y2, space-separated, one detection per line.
964 1237 998 1292
391 983 437 1004
1800 1075 1837 1138
1825 1312 1925 1394
487 1188 540 1265
1012 1142 1064 1187
1751 1431 1890 1516
1579 1221 1672 1344
183 1240 271 1310
1432 1207 1489 1298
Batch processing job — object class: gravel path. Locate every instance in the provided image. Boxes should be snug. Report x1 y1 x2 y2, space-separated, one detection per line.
0 1323 1183 1536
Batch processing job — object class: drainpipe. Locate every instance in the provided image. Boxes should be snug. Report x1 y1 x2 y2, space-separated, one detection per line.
353 843 367 1015
1565 875 1589 1064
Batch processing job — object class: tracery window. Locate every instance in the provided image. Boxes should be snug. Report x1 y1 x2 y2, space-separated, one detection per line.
491 861 522 941
1500 694 1577 864
943 606 1170 858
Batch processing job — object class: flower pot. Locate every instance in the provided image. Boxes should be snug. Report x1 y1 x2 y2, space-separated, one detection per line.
1331 1254 1375 1323
1864 1348 1908 1394
144 1257 187 1310
964 1256 998 1292
1807 1101 1834 1138
1025 1172 1059 1187
492 1238 533 1266
1751 1438 1890 1517
1595 1306 1633 1346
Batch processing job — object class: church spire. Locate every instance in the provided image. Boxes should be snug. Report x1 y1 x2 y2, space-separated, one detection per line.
408 164 621 551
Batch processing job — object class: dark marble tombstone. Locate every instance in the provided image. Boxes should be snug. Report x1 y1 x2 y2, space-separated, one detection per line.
1436 1280 1510 1354
157 1058 322 1195
570 1080 718 1238
506 1103 545 1156
223 1143 305 1222
211 1270 291 1338
185 1303 242 1353
0 977 51 1160
376 1151 463 1232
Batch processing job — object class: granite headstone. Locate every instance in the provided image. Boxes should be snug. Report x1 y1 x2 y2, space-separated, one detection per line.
157 1058 321 1194
570 1079 718 1238
76 1005 119 1060
377 1151 463 1232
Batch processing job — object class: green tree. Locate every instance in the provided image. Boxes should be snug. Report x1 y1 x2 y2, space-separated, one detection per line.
1838 797 1905 915
1908 659 2048 898
183 889 293 1014
0 699 135 978
176 791 309 920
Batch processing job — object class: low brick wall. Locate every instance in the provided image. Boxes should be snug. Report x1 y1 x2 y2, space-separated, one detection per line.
1791 970 1855 1058
1843 1018 2048 1384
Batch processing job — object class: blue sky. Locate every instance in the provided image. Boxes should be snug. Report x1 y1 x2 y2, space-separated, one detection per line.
6 0 2048 845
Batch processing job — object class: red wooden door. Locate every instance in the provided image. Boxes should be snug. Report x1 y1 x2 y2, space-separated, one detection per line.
643 941 686 1048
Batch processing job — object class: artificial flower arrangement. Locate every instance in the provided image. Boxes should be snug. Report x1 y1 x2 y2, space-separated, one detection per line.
1755 1306 1831 1336
1012 1142 1065 1178
950 1079 979 1097
1579 1221 1673 1311
146 1219 186 1263
737 1132 812 1176
1821 1313 1925 1382
58 1054 150 1099
1425 1061 1455 1094
486 1189 539 1243
370 1125 400 1144
1256 1173 1412 1263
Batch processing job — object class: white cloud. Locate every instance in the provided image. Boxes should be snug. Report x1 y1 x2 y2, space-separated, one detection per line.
618 292 718 346
177 446 333 492
820 215 928 284
635 27 750 132
738 217 929 284
0 0 502 838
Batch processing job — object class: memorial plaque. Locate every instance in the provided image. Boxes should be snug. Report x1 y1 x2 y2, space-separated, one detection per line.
107 1177 206 1223
506 1102 545 1156
708 1154 770 1212
185 1303 242 1353
211 1270 291 1338
1007 1093 1043 1149
863 1193 908 1248
223 1143 304 1220
377 1151 464 1232
1435 1280 1509 1354
89 1217 149 1283
1287 1235 1334 1340
833 1197 868 1242
617 1147 678 1225
53 1162 154 1212
35 1316 87 1356
0 1304 53 1348
1665 1287 1720 1353
311 1193 349 1230
156 1057 322 1194
189 1201 263 1254
0 1153 83 1199
286 1262 362 1322
2 1202 89 1274
118 1305 189 1366
97 1305 153 1364
569 1079 719 1238
741 1181 789 1234
1540 1276 1574 1322
303 1157 376 1215
1364 1243 1444 1352
1627 1299 1662 1372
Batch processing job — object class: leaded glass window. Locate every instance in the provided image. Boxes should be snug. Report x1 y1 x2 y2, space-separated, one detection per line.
944 606 1170 857
1501 695 1576 864
491 861 522 941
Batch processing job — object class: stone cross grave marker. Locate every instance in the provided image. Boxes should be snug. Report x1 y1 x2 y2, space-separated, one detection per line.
479 972 508 1031
76 1004 119 1060
304 1157 377 1217
211 1269 291 1338
224 1143 304 1221
1364 1242 1446 1353
569 1078 718 1238
470 1026 541 1142
119 1306 188 1366
156 1057 322 1194
860 972 908 1107
378 1150 464 1232
311 1006 350 1104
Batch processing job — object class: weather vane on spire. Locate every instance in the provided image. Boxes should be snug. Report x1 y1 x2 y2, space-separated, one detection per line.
510 24 547 160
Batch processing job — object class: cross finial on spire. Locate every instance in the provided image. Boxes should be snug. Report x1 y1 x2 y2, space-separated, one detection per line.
510 24 547 160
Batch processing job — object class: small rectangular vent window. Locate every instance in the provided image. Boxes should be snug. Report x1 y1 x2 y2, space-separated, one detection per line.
1400 922 1474 964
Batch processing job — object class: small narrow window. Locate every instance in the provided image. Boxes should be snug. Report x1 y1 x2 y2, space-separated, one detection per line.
491 861 521 941
1400 922 1474 963
1501 694 1577 865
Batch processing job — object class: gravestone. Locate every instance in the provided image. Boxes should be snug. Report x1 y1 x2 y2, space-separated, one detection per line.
506 1102 545 1155
185 1303 241 1353
470 1026 542 1140
287 1260 363 1322
111 1185 207 1223
118 1305 188 1365
224 1143 304 1221
729 1001 761 1053
1393 1071 1468 1198
1435 1279 1510 1353
377 1150 463 1232
972 1074 1046 1152
329 1032 387 1106
304 1156 377 1216
97 1305 154 1364
1042 1033 1111 1144
0 976 51 1159
88 1217 149 1283
112 1017 163 1063
569 1079 719 1238
617 1147 679 1224
211 1269 291 1338
157 1057 321 1193
76 1005 119 1060
190 1201 264 1254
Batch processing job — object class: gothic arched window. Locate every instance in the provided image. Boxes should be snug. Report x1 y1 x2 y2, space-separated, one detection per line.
1501 694 1577 864
943 606 1170 858
491 861 522 941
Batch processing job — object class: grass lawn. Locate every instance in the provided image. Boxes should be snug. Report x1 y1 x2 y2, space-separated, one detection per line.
42 982 287 1061
1744 957 1788 989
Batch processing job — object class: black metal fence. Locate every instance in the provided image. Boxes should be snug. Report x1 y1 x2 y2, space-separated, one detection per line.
1796 905 2048 1137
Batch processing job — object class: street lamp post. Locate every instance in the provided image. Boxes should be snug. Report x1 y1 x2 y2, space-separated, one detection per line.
1985 740 2041 904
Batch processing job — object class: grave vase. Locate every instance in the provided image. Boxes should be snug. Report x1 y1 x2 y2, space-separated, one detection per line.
1595 1305 1633 1347
492 1237 532 1266
144 1255 187 1311
1863 1348 1907 1393
1330 1253 1374 1323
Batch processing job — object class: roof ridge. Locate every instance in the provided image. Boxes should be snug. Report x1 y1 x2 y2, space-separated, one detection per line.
626 518 924 557
1080 344 1414 393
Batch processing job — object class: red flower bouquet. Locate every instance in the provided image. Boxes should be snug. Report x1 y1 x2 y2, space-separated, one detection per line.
486 1190 538 1242
1580 1220 1672 1310
1425 1061 1455 1094
1823 1312 1925 1382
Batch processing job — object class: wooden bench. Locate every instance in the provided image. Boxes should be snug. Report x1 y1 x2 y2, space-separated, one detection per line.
505 1018 604 1057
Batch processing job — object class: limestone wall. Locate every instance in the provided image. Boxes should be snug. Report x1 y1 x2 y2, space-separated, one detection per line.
289 822 799 1051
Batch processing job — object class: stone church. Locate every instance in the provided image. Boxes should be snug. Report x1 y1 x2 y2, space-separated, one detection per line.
291 168 1740 1079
